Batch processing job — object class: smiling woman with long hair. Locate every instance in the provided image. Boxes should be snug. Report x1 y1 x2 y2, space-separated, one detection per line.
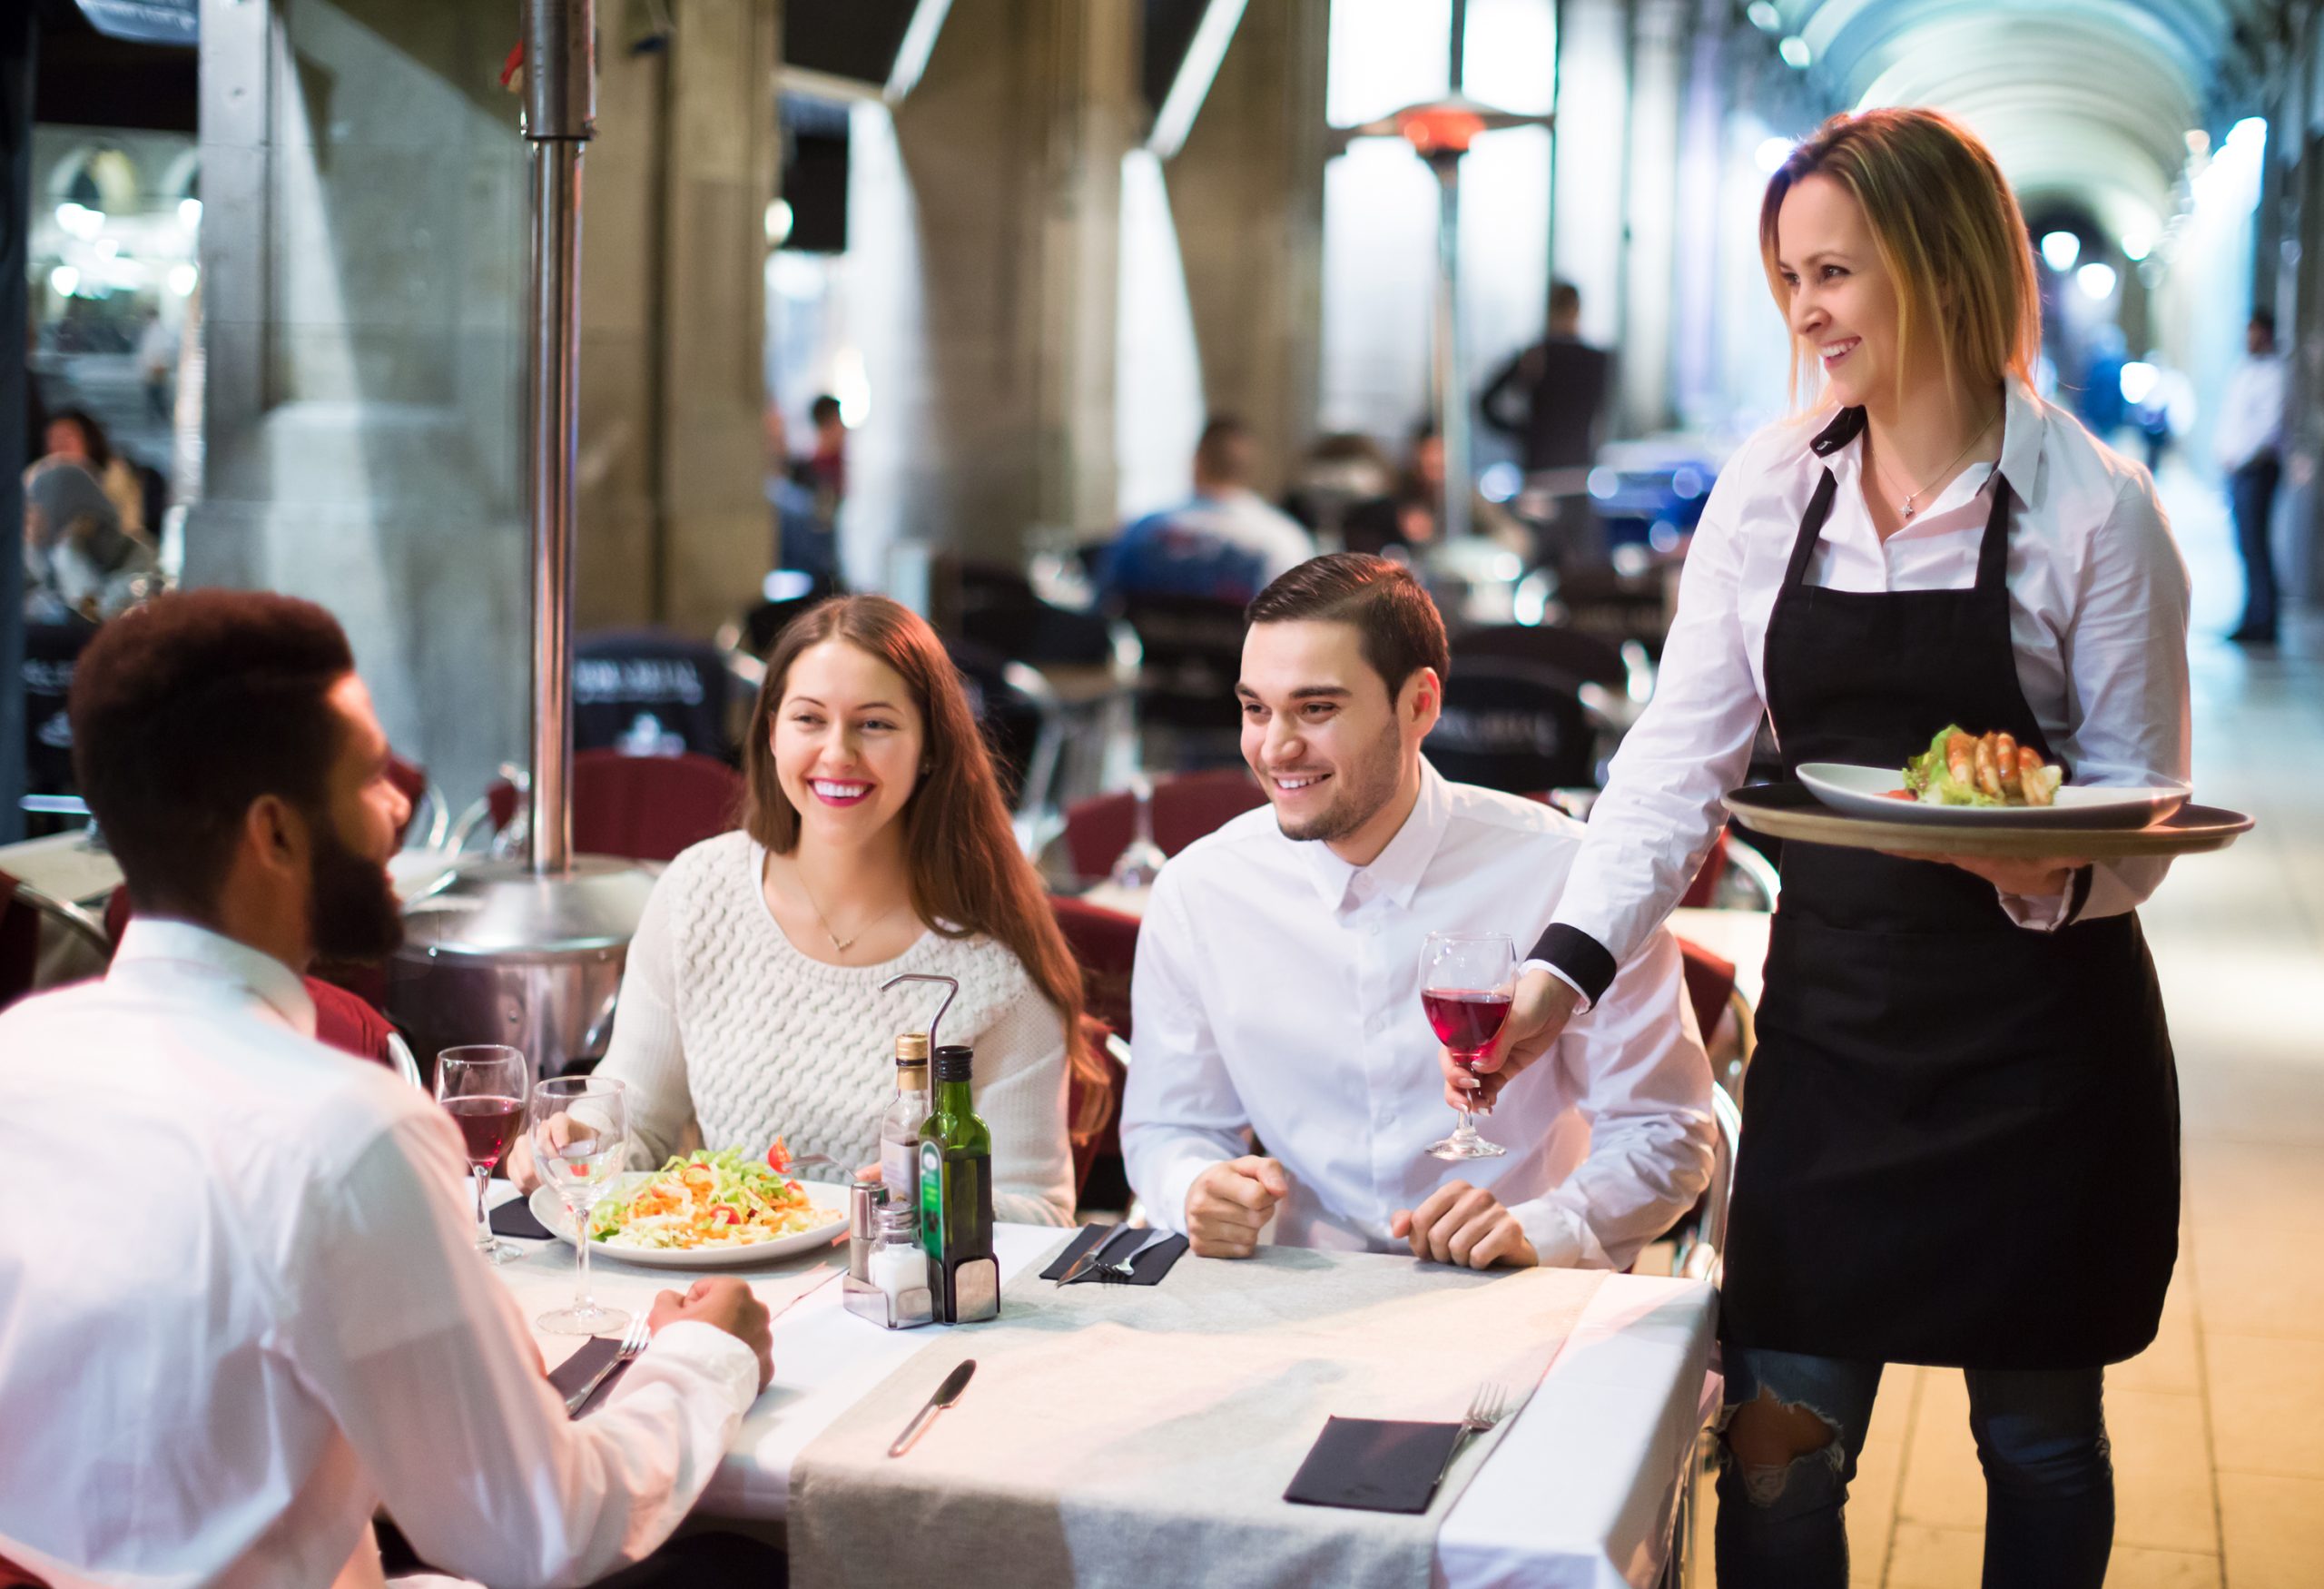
511 595 1088 1225
1455 109 2189 1589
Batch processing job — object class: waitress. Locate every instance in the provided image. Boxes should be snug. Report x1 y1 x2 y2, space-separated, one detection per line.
1456 108 2186 1589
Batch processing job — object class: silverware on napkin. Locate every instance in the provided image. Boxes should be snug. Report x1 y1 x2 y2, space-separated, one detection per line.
1056 1223 1139 1286
889 1358 977 1457
564 1317 652 1416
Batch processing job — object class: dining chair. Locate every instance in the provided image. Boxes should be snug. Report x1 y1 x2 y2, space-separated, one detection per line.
1427 660 1601 795
0 870 109 1012
452 750 743 864
1059 767 1268 883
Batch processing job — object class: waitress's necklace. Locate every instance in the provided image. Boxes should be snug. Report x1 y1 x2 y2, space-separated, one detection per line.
1872 410 2000 521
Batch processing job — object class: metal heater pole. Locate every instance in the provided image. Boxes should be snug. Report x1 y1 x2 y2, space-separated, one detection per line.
1431 151 1472 545
523 0 595 875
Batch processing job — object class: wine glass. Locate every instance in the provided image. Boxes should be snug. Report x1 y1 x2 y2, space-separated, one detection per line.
1420 932 1514 1162
435 1045 529 1266
531 1075 631 1337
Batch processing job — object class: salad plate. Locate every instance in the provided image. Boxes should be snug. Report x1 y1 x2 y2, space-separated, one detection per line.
530 1167 851 1270
1797 762 2187 830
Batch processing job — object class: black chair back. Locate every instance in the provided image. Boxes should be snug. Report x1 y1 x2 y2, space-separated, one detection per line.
23 616 98 799
574 630 733 761
1118 593 1246 735
742 593 832 659
1427 661 1599 794
944 637 1048 808
1454 624 1629 692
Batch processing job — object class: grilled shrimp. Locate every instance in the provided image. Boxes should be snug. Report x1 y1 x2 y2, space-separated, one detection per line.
1946 731 1976 789
1992 731 2019 793
1973 733 2005 799
2018 745 2053 805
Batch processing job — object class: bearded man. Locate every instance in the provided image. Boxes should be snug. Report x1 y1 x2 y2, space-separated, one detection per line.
1119 555 1715 1270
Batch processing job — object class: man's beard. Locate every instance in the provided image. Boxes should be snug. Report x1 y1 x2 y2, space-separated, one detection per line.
1272 716 1403 845
309 812 405 962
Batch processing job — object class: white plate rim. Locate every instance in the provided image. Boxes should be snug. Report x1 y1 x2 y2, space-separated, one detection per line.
527 1171 851 1268
1795 763 2189 828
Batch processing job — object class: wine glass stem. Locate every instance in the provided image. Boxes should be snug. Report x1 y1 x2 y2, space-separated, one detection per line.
571 1199 595 1310
473 1165 492 1249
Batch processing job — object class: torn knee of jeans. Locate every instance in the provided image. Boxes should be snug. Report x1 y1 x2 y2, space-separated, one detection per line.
1715 1387 1845 1505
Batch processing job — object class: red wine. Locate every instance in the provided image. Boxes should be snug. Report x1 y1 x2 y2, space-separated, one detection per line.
1423 989 1512 1059
445 1096 522 1168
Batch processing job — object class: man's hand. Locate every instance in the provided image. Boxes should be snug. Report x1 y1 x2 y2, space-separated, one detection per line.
1184 1156 1291 1258
648 1277 775 1391
503 1110 573 1194
1441 968 1580 1112
1391 1182 1538 1269
1883 852 2085 897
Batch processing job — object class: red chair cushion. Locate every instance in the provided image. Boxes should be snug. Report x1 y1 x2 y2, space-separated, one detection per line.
1049 893 1140 1041
1673 936 1736 1047
1061 768 1268 880
486 750 743 864
1678 828 1732 909
305 976 400 1070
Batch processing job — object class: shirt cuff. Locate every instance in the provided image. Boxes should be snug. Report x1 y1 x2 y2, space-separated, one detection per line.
1149 1147 1232 1238
1523 923 1618 1006
625 1319 763 1416
1994 864 2093 933
1519 958 1593 1014
1510 1196 1607 1270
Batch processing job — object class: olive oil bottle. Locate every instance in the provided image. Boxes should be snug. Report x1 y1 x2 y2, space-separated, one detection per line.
918 1043 999 1323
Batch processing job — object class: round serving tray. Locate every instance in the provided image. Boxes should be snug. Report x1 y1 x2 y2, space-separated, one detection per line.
1724 783 2255 860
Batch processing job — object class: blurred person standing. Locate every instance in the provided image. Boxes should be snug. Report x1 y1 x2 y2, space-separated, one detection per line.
1342 423 1530 561
138 312 179 425
1098 415 1315 605
22 454 154 621
1483 281 1612 567
2217 309 2287 645
38 407 144 537
803 391 848 517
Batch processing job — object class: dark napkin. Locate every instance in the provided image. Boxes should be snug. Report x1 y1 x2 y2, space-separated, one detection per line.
491 1198 554 1240
1037 1223 1189 1286
547 1336 635 1418
1283 1416 1464 1514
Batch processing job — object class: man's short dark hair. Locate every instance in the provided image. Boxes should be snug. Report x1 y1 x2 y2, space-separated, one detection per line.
70 591 356 916
1246 553 1450 700
1194 415 1253 485
2250 308 2277 338
810 394 843 426
1549 280 1581 319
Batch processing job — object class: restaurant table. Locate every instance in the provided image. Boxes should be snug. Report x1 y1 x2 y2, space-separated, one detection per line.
0 828 122 910
489 1190 1715 1587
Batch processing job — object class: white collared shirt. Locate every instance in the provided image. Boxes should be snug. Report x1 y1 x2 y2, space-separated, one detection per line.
1545 382 2191 981
1121 763 1716 1269
0 920 761 1589
2215 353 2287 470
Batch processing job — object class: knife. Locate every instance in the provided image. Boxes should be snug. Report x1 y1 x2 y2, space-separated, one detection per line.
888 1358 976 1457
1055 1223 1138 1287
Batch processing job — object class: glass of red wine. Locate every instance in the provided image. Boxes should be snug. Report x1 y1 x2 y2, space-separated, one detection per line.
1420 932 1514 1162
435 1044 529 1265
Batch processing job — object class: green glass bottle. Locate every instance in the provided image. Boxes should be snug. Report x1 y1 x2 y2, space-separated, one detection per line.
919 1043 999 1323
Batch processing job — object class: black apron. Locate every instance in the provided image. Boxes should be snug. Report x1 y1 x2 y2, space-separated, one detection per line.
1721 408 2180 1370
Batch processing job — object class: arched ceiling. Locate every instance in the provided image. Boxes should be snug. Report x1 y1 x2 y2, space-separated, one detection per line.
1767 0 2276 249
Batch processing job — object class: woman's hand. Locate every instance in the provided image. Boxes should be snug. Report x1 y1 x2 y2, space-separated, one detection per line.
1883 851 2087 896
503 1110 574 1194
1441 968 1580 1112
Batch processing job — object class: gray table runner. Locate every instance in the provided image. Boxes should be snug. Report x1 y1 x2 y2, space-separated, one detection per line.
789 1241 1607 1589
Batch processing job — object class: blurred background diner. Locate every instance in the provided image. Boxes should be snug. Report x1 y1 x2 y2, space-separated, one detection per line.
3 1 2323 1585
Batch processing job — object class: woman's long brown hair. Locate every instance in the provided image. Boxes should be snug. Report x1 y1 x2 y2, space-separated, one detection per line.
742 596 1102 1131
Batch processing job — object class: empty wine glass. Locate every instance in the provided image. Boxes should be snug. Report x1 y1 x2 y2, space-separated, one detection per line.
531 1075 631 1337
1420 932 1514 1162
435 1044 528 1265
1108 775 1168 890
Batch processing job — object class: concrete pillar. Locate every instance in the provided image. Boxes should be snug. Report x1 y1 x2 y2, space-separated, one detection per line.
574 0 780 636
1166 0 1329 495
868 0 1136 564
190 0 530 804
1550 0 1630 422
1620 0 1688 436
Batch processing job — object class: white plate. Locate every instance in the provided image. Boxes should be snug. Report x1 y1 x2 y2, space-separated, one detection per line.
529 1173 852 1269
1796 763 2188 830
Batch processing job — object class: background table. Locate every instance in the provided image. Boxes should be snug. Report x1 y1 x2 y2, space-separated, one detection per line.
493 1195 1713 1587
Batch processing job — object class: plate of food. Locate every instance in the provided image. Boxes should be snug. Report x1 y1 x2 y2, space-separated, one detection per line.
529 1145 850 1269
1797 726 2187 830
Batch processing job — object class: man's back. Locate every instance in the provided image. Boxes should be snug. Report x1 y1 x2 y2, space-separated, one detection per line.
1484 337 1611 475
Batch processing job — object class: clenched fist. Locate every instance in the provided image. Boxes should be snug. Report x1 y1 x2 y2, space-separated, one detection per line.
1391 1181 1538 1269
1184 1156 1291 1258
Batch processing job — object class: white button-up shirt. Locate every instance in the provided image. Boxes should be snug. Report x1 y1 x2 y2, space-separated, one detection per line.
0 921 761 1589
1121 763 1716 1269
2215 353 2287 471
1545 381 2191 982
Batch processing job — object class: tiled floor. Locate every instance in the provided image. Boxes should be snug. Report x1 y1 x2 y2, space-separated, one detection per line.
1690 462 2324 1586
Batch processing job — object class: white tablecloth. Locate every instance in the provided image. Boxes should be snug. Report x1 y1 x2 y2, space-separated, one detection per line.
491 1191 1714 1587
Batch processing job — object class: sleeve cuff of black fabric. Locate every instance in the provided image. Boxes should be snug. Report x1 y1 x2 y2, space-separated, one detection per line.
2062 864 2096 925
1525 924 1617 1006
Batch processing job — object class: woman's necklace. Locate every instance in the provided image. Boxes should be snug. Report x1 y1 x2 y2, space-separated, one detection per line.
788 867 908 953
1874 410 2000 522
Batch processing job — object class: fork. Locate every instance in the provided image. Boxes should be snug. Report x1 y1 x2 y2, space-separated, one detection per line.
1433 1382 1515 1485
564 1316 652 1416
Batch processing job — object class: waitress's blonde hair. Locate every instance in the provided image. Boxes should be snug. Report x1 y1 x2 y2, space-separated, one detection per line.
1759 108 2041 410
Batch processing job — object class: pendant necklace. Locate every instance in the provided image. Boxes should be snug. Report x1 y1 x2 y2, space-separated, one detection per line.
792 869 906 953
1878 410 2000 521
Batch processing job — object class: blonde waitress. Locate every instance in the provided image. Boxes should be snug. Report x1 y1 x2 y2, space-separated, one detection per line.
1454 109 2186 1587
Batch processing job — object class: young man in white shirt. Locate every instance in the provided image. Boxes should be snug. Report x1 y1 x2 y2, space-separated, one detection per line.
0 592 777 1589
1120 554 1715 1269
2216 308 2288 645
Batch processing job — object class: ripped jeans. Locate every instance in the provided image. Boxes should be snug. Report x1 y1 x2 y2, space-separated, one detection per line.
1713 1346 2112 1589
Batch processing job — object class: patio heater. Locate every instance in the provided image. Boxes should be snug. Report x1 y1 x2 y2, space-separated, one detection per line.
388 0 658 1081
1333 93 1553 542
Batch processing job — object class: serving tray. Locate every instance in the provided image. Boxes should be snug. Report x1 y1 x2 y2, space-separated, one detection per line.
1723 783 2254 860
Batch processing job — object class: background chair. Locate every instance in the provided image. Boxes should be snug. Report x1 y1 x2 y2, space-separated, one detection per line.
1426 661 1600 794
454 749 743 864
573 630 736 761
944 637 1067 831
1059 767 1269 883
1050 893 1140 1210
0 870 110 1012
1115 592 1250 767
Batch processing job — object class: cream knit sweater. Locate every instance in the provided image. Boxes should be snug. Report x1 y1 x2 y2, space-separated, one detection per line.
595 832 1075 1226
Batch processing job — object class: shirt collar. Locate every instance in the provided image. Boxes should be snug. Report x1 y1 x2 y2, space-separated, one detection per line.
108 917 318 1040
1298 758 1453 915
1994 379 2045 503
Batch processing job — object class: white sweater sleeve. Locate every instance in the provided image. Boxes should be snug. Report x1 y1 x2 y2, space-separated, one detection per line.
969 984 1076 1227
594 864 701 1171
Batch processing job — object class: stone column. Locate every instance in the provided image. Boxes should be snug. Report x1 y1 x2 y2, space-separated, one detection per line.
190 0 530 804
1166 0 1329 495
1620 0 1689 436
1549 0 1630 417
862 0 1136 565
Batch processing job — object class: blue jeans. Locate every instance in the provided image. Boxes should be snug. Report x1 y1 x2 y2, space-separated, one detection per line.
1713 1346 2112 1589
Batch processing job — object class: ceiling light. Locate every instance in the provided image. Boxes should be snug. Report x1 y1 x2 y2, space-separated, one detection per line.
49 265 80 297
1747 2 1782 31
2076 262 2118 301
2120 232 2152 262
2040 231 2082 272
1777 35 1812 69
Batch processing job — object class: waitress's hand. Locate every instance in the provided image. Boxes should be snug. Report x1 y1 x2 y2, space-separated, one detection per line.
1441 969 1580 1112
1884 852 2088 896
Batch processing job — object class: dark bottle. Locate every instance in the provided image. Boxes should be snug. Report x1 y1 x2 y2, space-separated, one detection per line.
919 1043 999 1323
